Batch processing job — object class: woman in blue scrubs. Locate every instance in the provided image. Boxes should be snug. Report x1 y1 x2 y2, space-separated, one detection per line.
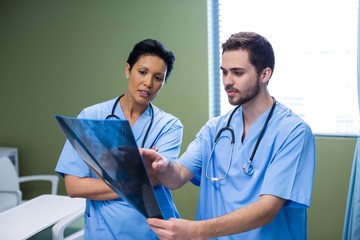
55 39 183 239
142 32 316 240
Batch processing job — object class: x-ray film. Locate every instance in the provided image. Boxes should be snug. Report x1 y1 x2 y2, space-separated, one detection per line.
55 115 163 219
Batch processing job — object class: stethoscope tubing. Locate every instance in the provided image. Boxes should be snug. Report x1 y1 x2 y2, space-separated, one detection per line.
206 97 276 181
105 95 154 148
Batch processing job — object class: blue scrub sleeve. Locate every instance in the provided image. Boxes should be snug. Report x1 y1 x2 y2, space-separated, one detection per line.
261 124 316 208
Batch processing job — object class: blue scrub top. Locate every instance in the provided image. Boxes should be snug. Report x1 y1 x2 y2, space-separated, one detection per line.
179 101 316 240
55 97 183 240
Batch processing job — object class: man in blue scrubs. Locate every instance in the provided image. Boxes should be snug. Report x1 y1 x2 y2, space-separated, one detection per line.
142 32 316 240
56 39 183 239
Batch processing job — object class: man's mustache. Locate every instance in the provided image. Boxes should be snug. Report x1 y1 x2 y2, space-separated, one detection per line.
224 85 237 92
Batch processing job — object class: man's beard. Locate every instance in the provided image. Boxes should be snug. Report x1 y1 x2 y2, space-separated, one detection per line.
228 76 261 106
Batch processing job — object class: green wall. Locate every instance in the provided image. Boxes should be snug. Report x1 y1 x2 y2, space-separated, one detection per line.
0 1 357 239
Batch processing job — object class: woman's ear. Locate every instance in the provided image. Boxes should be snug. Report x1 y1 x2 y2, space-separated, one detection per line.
125 63 131 79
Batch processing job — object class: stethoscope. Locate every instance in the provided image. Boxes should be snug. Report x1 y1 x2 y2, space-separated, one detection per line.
105 95 154 148
206 98 276 182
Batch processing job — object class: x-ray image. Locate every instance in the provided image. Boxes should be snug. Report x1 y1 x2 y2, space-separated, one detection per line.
55 115 162 219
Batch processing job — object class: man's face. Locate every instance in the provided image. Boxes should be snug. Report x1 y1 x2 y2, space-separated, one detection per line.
220 49 260 106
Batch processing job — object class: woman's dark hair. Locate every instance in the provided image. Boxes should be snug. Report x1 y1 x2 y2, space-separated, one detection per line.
126 39 175 81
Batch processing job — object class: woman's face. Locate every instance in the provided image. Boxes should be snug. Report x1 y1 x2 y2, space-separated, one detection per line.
125 55 167 105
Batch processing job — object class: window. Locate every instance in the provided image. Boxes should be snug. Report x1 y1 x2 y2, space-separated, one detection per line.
208 0 359 136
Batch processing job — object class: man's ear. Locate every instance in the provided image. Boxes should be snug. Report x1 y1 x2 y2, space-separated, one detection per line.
261 67 272 84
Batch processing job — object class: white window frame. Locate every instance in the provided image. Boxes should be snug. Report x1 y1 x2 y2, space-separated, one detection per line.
207 0 359 137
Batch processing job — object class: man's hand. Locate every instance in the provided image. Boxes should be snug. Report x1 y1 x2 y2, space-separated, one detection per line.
147 218 206 240
140 148 192 190
140 148 169 174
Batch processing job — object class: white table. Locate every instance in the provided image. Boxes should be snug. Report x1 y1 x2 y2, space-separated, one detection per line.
0 194 85 240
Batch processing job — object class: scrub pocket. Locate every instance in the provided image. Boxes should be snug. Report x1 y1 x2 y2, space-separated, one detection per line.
84 212 114 239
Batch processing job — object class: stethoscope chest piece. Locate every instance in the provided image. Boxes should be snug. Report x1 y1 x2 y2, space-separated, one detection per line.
242 160 255 176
